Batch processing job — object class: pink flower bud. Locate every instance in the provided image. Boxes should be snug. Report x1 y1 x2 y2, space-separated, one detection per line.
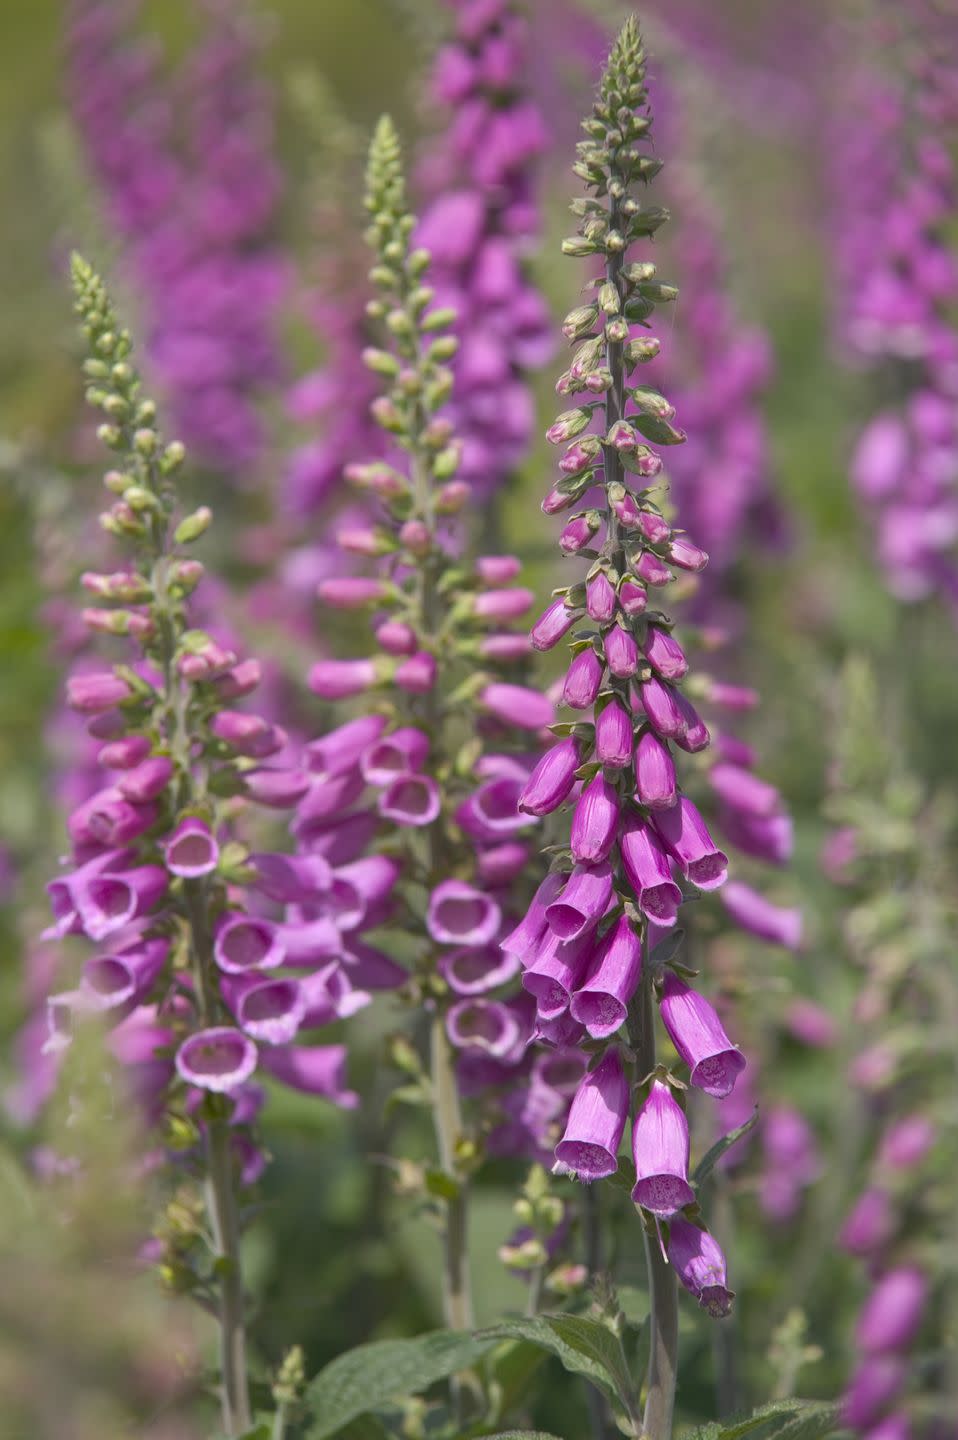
635 551 673 587
531 598 577 652
97 735 152 770
474 587 535 622
518 738 580 816
669 535 709 571
66 672 132 714
395 650 437 693
480 633 531 660
476 555 522 584
604 625 638 678
559 513 601 554
375 619 418 655
563 649 605 709
586 572 617 622
210 711 287 759
635 730 676 809
570 774 620 864
317 577 389 608
241 768 310 809
595 696 633 767
213 659 262 700
308 658 380 699
643 626 688 680
481 683 554 731
117 756 173 803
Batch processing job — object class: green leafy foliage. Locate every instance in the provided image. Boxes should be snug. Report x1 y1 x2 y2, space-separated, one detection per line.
477 1313 636 1417
303 1330 495 1439
681 1398 841 1440
692 1109 760 1187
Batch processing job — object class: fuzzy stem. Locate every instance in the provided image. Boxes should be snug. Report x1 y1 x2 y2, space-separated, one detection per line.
205 1112 252 1435
430 1015 473 1331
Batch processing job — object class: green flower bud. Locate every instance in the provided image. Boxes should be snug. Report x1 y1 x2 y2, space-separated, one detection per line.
174 506 213 544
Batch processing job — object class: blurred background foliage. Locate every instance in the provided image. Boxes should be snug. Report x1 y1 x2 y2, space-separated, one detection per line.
0 0 954 1435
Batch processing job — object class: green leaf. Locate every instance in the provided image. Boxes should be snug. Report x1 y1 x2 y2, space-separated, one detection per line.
303 1329 495 1439
681 1398 842 1440
477 1313 636 1416
692 1109 759 1188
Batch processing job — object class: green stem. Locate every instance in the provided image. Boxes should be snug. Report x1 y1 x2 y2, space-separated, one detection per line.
430 1015 473 1332
206 1111 253 1436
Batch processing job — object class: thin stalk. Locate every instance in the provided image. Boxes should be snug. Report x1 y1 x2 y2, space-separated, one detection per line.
583 1187 613 1440
206 1113 252 1436
430 1015 473 1332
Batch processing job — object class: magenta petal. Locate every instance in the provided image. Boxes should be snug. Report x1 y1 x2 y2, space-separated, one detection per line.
176 1027 257 1094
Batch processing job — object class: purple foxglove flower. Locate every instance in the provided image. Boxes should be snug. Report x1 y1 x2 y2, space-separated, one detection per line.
213 915 284 974
667 1219 734 1318
586 571 616 622
481 682 554 731
635 510 672 543
258 1043 358 1107
619 815 682 927
80 938 170 1011
328 856 400 930
717 806 792 865
716 733 756 768
477 841 529 886
234 977 307 1045
672 691 711 753
341 939 406 991
361 727 430 785
531 598 576 652
447 998 522 1057
878 1113 935 1171
428 879 501 947
595 696 633 767
74 863 167 942
457 778 529 842
631 1079 694 1215
306 714 387 780
518 737 580 816
635 550 673 587
474 587 535 621
668 536 708 571
97 734 153 770
248 851 331 904
839 1187 895 1257
618 579 647 616
66 671 132 713
501 872 565 958
570 914 642 1038
276 917 343 967
522 929 594 1020
545 861 613 941
165 817 219 878
296 770 366 823
708 762 780 818
639 676 686 739
117 755 173 802
856 1267 927 1355
69 789 159 848
659 972 746 1098
570 773 620 864
635 730 677 809
653 796 728 891
720 882 802 949
317 576 389 608
476 555 522 585
553 1046 628 1182
479 633 531 661
643 626 688 680
395 651 437 693
842 1357 908 1430
44 849 130 939
175 1027 258 1094
295 811 379 867
562 648 605 709
440 945 521 995
241 767 310 808
210 710 287 759
378 772 441 827
604 624 639 678
376 619 418 655
308 658 379 699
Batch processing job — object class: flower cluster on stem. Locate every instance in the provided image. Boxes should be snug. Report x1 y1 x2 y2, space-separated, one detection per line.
508 20 751 1435
297 116 554 1335
43 257 353 1437
416 0 553 509
831 4 958 612
65 0 284 475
